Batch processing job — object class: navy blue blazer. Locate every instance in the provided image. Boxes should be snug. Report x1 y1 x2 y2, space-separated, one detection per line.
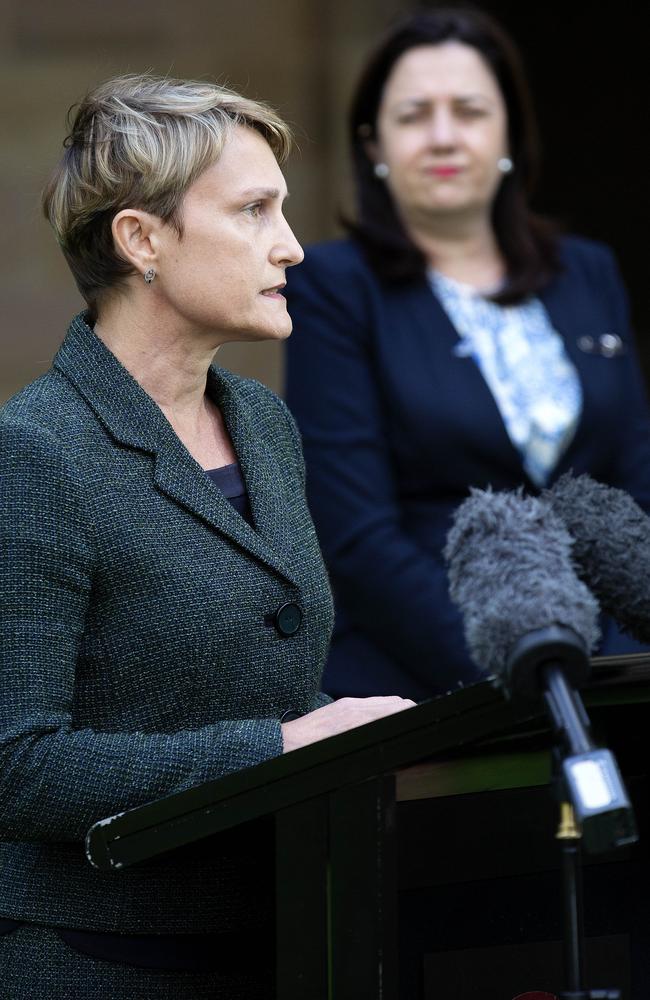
0 314 333 935
285 236 650 701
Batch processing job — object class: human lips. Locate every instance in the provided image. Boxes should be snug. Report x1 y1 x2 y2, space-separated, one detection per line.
427 165 462 178
260 283 286 299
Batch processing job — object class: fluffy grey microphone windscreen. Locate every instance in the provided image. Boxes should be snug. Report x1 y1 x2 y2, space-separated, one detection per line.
444 488 601 681
545 472 650 644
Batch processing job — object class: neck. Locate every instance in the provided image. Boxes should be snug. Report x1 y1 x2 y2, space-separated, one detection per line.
403 208 505 289
94 295 218 423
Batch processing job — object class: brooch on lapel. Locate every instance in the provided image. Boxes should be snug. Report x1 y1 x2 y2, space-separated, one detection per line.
577 333 625 357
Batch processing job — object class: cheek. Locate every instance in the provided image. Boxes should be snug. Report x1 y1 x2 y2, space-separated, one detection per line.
175 237 237 290
383 142 428 199
464 128 506 184
164 245 244 320
384 132 425 168
484 119 509 158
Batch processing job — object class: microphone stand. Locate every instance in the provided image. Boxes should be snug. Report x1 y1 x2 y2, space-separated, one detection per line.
505 629 636 999
552 774 620 1000
543 669 626 1000
555 799 587 998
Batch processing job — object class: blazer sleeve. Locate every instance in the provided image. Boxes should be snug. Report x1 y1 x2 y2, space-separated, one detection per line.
0 420 284 844
285 249 481 692
592 244 650 510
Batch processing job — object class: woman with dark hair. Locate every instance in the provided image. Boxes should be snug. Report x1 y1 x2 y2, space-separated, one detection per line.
285 8 650 701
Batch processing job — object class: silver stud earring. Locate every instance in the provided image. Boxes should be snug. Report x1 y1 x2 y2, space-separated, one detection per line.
143 267 156 284
373 162 390 179
497 157 514 174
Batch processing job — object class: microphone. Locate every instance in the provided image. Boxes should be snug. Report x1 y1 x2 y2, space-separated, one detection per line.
444 488 600 698
543 472 650 644
444 487 636 854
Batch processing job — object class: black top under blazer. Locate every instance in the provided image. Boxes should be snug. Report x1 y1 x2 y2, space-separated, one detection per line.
0 314 333 934
285 236 650 701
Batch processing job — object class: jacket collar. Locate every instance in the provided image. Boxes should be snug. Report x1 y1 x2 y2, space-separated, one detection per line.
54 313 298 584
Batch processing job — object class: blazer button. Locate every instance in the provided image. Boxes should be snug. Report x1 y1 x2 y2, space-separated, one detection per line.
275 602 302 637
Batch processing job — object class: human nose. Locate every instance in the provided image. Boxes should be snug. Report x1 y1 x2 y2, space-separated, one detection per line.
273 215 304 268
427 107 458 148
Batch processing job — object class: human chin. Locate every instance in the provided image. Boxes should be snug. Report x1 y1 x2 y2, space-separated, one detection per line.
260 292 291 326
242 309 292 342
268 312 294 340
428 184 475 210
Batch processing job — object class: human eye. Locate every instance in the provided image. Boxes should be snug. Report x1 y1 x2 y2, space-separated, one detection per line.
395 106 427 125
456 104 489 120
243 201 264 218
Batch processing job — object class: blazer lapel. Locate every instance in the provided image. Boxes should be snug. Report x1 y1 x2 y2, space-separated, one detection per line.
54 314 298 585
387 280 532 479
208 368 285 547
538 271 598 468
151 437 298 585
539 273 592 369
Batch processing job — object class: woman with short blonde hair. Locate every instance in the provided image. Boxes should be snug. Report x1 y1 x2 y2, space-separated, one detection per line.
0 73 412 999
43 74 292 314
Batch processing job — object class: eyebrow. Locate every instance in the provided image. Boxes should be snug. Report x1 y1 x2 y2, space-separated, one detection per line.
392 94 495 110
238 187 289 201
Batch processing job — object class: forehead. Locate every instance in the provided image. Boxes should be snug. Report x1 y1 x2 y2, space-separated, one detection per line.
188 125 286 203
381 41 503 106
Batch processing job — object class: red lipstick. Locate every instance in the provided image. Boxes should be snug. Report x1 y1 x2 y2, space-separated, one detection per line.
429 166 461 177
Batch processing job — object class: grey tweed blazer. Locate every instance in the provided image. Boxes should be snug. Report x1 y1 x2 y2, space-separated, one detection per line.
0 313 333 933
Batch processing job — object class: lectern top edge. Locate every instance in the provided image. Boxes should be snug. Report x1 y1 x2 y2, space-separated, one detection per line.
85 657 650 872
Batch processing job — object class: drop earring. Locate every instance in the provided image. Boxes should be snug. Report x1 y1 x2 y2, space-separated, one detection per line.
143 267 156 284
497 157 514 174
373 162 390 179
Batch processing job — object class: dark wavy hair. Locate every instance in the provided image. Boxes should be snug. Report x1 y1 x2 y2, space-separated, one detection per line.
345 7 560 304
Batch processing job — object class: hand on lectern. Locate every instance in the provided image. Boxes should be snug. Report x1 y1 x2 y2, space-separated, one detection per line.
281 696 416 753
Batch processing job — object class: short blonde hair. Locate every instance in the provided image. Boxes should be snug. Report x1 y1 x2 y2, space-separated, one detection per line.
43 74 293 313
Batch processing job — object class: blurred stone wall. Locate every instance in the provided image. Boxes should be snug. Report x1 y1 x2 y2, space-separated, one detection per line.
0 0 409 402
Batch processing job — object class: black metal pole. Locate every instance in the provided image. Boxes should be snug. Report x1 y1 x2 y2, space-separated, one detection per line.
558 804 585 994
556 805 621 1000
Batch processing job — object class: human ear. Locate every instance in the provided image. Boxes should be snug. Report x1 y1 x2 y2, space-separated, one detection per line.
363 139 391 180
364 138 381 167
111 209 162 277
